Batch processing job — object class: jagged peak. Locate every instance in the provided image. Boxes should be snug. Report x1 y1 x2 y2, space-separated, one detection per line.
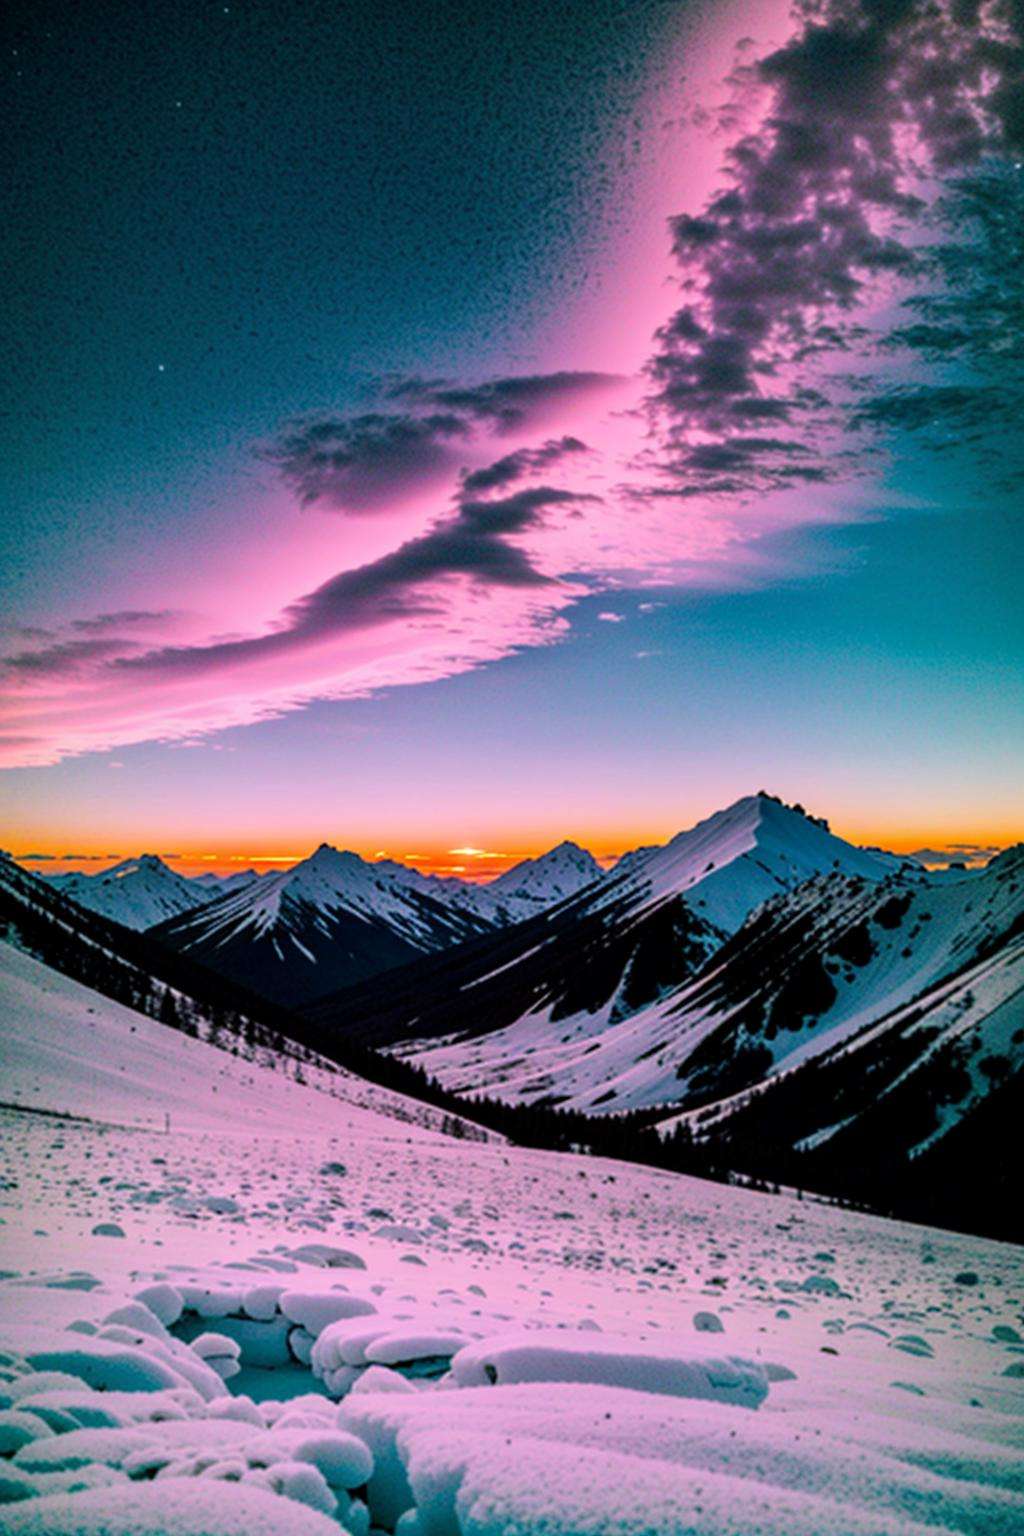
302 842 367 871
102 853 180 879
489 839 603 899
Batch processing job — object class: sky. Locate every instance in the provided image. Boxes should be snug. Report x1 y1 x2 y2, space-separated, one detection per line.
2 0 1023 877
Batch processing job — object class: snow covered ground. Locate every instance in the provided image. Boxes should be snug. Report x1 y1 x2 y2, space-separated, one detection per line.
1 947 1022 1534
0 943 489 1143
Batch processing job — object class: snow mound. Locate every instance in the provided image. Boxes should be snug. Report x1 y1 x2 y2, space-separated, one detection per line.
340 1382 1024 1535
1 1479 343 1534
449 1331 769 1407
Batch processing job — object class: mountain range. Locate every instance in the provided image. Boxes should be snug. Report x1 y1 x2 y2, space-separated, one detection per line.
304 794 908 1056
7 791 1021 1236
35 840 604 1005
149 840 604 1005
298 793 1022 1233
385 802 1018 1119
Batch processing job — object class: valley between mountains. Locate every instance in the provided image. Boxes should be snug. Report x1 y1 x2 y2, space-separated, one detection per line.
12 790 1021 1240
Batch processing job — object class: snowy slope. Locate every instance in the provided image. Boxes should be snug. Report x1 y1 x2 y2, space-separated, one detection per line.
48 855 212 930
639 844 1023 1110
1 1008 1022 1534
653 877 1023 1227
316 795 897 1072
1 831 1022 1535
0 851 497 1146
0 940 447 1140
487 841 604 913
662 904 1024 1152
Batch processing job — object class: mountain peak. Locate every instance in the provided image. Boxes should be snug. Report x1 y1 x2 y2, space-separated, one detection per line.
724 791 832 832
489 840 603 906
45 850 208 930
302 842 366 874
610 792 889 935
100 853 182 882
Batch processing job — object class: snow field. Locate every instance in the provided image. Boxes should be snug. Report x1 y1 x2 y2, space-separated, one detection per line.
1 961 1023 1536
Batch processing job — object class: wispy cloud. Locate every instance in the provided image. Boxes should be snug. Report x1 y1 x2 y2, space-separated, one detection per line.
460 437 589 495
384 371 623 431
69 609 181 636
3 638 146 677
112 485 595 684
266 411 472 512
909 843 1006 867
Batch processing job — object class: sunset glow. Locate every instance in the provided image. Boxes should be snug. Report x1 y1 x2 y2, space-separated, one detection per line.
3 0 1022 870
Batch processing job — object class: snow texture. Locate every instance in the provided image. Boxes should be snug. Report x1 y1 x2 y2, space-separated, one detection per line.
1 914 1022 1535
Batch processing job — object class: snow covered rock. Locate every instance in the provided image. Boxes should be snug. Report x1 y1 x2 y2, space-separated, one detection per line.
286 1430 373 1489
364 1330 471 1368
188 1334 241 1382
279 1290 377 1335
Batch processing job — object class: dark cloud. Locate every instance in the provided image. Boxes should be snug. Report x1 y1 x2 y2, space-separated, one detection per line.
265 411 471 511
0 624 54 642
18 852 56 861
264 371 619 513
2 637 142 678
460 437 589 494
114 486 597 681
850 384 996 432
648 0 1024 494
385 371 621 432
859 161 1024 484
70 609 179 636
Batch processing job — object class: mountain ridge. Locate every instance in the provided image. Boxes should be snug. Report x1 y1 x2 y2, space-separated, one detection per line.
304 793 895 1056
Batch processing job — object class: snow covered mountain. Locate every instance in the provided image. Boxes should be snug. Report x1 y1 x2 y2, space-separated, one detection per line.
153 839 611 1007
656 846 1024 1230
152 843 506 1006
601 792 896 935
488 841 604 913
434 842 1020 1117
0 850 491 1142
191 869 264 897
307 794 896 1059
47 854 213 930
655 847 1022 1111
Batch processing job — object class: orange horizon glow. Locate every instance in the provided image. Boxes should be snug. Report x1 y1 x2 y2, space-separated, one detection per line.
8 813 1021 882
